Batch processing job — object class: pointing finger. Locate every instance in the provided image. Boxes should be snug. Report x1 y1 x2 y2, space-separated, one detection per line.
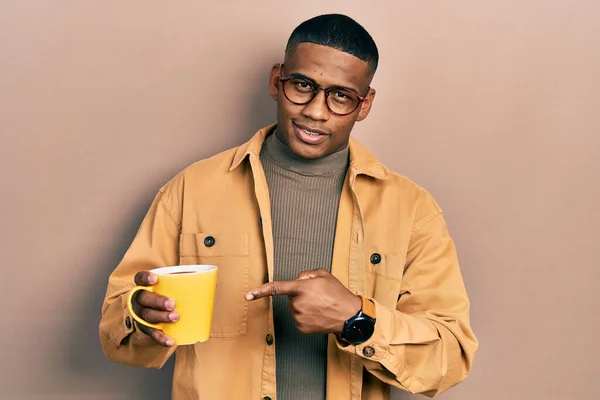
245 280 304 300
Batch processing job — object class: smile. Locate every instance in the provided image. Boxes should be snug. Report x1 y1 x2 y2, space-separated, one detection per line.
302 128 321 136
292 122 330 145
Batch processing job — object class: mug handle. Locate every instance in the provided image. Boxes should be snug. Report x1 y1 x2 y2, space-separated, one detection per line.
127 286 163 331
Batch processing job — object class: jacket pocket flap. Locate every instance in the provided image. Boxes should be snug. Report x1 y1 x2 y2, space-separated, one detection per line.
180 232 249 257
366 253 405 281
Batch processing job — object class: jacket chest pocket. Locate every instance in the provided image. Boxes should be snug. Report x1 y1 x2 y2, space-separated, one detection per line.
180 232 249 338
364 252 405 309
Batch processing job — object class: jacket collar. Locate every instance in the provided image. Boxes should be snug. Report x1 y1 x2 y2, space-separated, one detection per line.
229 123 388 180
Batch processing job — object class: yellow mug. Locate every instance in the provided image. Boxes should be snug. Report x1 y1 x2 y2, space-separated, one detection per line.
127 264 218 345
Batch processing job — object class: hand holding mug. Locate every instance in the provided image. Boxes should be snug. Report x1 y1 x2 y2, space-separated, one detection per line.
130 271 179 347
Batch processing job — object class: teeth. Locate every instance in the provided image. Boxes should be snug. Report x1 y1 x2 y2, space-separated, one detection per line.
302 128 320 136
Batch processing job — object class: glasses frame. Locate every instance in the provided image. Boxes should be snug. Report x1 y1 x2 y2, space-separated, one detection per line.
278 65 369 116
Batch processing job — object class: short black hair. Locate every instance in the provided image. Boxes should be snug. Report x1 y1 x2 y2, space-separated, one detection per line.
285 14 379 77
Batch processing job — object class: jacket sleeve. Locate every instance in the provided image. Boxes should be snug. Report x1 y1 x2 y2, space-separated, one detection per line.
337 193 478 396
98 190 180 369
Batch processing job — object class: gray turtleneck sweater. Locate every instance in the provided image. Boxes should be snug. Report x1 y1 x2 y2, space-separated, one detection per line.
259 132 349 400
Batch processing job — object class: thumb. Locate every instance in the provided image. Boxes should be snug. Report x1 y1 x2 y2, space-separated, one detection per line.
297 268 330 280
245 280 303 301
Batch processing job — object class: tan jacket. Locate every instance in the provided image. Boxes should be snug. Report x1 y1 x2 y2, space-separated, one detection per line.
99 124 478 399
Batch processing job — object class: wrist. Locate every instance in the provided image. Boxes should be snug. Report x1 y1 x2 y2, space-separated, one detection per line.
334 294 362 335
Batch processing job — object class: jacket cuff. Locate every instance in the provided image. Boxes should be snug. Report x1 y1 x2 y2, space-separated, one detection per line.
110 294 153 347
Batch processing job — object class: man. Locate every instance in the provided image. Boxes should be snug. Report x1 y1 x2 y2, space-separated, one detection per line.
99 14 478 400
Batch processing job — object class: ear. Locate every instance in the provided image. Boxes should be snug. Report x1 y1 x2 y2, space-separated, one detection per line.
269 63 282 102
356 88 376 122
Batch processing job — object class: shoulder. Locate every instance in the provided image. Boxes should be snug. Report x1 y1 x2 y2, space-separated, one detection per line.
351 137 442 215
383 167 443 228
350 136 443 226
156 145 241 201
179 146 240 179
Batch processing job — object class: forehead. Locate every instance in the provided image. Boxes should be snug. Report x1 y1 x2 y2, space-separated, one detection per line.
284 42 371 90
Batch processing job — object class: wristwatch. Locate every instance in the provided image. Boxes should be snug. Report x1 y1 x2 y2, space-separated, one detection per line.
339 295 377 345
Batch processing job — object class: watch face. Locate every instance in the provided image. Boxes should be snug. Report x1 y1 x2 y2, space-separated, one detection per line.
344 316 375 345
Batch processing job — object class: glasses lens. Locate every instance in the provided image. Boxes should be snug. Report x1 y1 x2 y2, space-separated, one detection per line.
327 89 360 115
283 78 315 104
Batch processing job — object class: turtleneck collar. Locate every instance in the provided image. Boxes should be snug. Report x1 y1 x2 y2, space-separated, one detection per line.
262 130 349 176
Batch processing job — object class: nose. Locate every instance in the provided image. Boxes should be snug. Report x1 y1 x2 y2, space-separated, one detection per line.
301 89 329 122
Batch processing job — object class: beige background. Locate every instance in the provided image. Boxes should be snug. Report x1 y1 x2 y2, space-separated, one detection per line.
1 1 599 399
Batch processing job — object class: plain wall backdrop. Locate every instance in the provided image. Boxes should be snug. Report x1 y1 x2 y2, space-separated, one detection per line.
1 1 599 399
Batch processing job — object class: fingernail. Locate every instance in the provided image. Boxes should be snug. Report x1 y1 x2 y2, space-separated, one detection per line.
165 299 175 310
166 339 174 347
168 312 179 322
148 274 158 284
245 293 254 301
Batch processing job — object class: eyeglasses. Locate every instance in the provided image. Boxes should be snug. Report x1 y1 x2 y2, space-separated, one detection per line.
279 66 369 116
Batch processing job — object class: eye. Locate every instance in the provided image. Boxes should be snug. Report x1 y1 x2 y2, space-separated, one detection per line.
294 80 314 91
333 91 348 99
330 89 356 105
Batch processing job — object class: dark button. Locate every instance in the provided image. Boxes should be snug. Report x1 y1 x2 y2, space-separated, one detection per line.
266 334 273 345
125 316 132 329
370 253 382 265
259 217 263 225
203 236 215 247
263 397 272 400
362 346 375 357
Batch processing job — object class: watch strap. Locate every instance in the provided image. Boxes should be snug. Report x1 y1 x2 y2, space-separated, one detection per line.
359 295 376 320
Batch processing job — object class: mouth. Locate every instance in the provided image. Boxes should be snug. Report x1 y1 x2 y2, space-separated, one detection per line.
292 122 330 145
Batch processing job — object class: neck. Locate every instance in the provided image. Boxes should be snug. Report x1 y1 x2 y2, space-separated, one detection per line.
263 130 349 175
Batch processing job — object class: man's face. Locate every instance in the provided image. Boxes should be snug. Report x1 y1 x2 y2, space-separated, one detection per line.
269 43 376 159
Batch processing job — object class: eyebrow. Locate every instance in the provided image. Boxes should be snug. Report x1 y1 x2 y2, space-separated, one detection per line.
288 72 362 96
